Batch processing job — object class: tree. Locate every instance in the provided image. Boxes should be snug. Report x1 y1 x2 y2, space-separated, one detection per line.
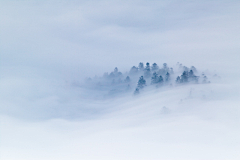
188 70 198 83
190 66 197 73
165 72 170 82
109 72 115 78
181 71 188 83
129 66 138 74
151 72 158 84
117 72 122 77
203 75 208 83
163 63 167 69
124 76 131 83
134 88 140 95
183 66 189 72
144 62 151 78
151 63 159 71
158 75 164 84
145 62 150 70
137 76 146 89
189 70 194 77
138 62 144 71
114 67 118 73
176 76 181 83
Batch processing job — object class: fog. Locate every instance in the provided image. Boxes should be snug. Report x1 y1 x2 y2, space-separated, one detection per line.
1 0 240 159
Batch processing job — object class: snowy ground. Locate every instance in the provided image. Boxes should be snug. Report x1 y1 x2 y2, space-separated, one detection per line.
1 68 240 160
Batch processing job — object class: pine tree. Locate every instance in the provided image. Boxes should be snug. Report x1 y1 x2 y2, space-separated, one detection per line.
114 67 118 73
138 62 144 71
181 71 188 83
134 88 140 95
144 62 151 78
188 70 198 83
151 72 158 84
165 72 170 82
145 62 150 70
109 72 115 78
183 66 189 72
189 70 194 77
158 75 164 83
130 66 138 74
176 76 181 83
151 63 159 71
203 75 208 83
124 76 131 83
190 66 197 73
137 76 146 88
163 63 167 69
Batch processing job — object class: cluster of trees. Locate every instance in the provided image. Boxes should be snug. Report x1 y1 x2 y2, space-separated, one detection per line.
85 62 210 96
130 62 173 77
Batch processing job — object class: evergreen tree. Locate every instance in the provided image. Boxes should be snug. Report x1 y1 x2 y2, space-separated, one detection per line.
190 66 197 73
160 63 169 75
114 67 118 73
165 72 170 82
144 62 151 78
151 63 159 71
176 76 181 83
158 75 164 84
109 72 115 78
188 70 198 83
134 88 140 95
145 62 150 70
117 72 122 77
138 62 144 71
163 63 168 69
151 72 158 84
124 76 131 83
183 66 189 72
189 70 194 77
129 66 138 74
181 71 188 83
137 76 146 89
203 75 208 83
111 67 122 77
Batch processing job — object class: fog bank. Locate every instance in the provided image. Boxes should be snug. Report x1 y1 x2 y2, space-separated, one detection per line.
1 0 240 159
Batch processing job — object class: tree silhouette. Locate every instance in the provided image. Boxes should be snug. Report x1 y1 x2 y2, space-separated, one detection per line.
137 76 146 88
165 72 170 82
151 63 159 71
138 62 144 71
144 62 151 78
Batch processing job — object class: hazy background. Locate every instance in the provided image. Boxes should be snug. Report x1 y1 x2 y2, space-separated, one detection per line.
1 0 240 159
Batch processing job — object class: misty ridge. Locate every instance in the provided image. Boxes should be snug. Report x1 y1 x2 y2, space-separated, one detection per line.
78 62 220 99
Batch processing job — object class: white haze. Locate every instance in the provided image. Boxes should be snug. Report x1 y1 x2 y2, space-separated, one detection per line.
1 0 240 160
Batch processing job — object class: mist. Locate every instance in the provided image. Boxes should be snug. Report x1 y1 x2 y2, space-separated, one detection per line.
1 0 240 159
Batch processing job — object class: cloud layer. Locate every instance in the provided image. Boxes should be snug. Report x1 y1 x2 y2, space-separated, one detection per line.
1 0 240 159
